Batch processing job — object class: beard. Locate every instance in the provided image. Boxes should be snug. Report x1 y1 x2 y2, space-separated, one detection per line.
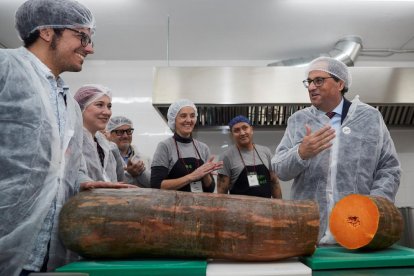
50 35 58 50
49 34 83 73
118 142 131 152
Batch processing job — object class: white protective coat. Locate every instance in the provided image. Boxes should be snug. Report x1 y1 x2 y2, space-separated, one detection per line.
272 96 401 241
82 129 120 182
0 47 90 275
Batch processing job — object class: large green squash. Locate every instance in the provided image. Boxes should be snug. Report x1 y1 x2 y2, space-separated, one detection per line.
59 188 319 261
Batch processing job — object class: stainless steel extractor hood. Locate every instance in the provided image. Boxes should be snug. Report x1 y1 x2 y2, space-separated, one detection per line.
152 67 414 128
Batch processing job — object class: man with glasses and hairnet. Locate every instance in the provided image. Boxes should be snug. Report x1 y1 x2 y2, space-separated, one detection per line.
107 116 151 187
0 0 132 275
272 57 401 245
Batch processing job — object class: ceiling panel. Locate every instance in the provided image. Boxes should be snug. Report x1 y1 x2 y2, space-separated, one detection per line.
1 0 413 64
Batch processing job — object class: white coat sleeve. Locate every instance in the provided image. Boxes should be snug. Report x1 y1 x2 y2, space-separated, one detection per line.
272 116 310 181
369 117 401 202
77 153 93 184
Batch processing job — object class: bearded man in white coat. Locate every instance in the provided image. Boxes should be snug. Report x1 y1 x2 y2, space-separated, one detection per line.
0 1 133 275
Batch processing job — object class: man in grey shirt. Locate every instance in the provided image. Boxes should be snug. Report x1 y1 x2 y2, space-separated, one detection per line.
217 115 282 198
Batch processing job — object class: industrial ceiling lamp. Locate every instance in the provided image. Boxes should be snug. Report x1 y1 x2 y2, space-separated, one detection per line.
268 36 363 67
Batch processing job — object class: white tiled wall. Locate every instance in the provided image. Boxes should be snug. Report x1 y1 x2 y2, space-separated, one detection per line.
63 60 414 206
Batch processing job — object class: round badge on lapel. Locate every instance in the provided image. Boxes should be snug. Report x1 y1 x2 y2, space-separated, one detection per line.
342 126 351 134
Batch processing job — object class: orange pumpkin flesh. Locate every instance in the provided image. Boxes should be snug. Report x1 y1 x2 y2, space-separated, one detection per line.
330 194 403 250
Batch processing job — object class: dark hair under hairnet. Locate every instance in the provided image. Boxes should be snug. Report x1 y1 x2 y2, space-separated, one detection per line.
15 0 96 40
228 115 252 130
306 57 352 89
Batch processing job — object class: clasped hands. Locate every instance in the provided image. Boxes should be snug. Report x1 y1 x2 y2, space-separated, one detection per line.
188 156 223 182
126 158 146 177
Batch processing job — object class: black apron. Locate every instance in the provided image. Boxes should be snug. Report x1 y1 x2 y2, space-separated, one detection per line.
167 157 205 192
230 147 272 198
166 133 208 192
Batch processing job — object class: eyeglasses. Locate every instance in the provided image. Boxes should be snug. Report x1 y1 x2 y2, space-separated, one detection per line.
65 28 93 48
112 128 134 136
302 77 334 88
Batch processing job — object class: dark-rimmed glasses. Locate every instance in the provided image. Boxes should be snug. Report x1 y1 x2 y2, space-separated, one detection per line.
302 77 334 88
112 128 134 136
65 28 93 47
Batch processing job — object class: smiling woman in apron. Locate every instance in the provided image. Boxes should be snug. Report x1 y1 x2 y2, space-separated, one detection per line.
151 99 223 192
217 115 282 198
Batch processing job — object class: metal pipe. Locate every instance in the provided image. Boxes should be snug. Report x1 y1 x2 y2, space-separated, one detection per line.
268 36 363 67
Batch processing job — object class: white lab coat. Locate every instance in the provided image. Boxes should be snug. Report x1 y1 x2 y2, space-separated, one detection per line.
82 129 121 182
272 96 401 242
0 47 90 275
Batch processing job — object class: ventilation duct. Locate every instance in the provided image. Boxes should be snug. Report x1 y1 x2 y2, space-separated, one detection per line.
267 36 363 67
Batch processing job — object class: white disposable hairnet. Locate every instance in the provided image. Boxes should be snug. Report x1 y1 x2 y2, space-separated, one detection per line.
167 99 198 130
15 0 96 40
74 84 111 112
306 57 352 89
107 116 133 132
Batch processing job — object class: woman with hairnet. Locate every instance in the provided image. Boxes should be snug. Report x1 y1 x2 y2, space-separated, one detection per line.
151 99 223 192
74 84 137 186
272 57 401 245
